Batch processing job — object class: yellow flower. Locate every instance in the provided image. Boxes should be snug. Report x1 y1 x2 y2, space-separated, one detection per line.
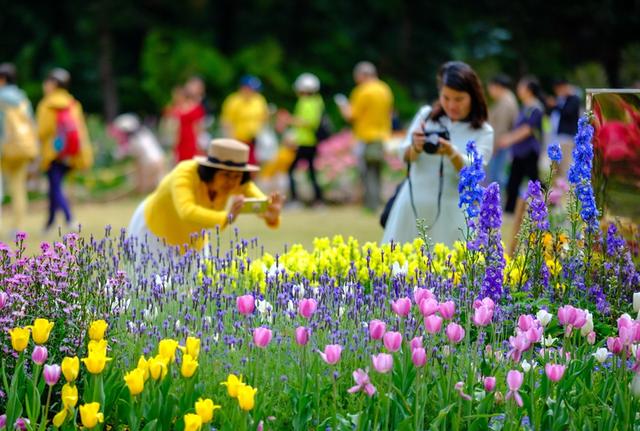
9 327 30 352
61 383 78 409
220 374 244 398
181 354 199 378
185 336 201 358
88 320 108 341
183 413 203 431
148 355 168 381
82 351 112 374
124 368 145 396
158 339 179 363
137 355 150 381
237 385 258 411
29 318 54 345
79 402 104 428
195 398 220 423
88 339 108 356
61 356 80 382
52 409 67 427
546 259 562 277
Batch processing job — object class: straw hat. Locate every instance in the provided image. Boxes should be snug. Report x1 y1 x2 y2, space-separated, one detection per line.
195 139 259 172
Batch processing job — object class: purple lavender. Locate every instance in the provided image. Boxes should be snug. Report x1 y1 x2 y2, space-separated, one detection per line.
478 183 505 302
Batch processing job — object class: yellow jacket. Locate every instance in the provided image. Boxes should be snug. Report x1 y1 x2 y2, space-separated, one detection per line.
220 92 269 142
144 160 277 251
350 79 393 142
36 89 93 171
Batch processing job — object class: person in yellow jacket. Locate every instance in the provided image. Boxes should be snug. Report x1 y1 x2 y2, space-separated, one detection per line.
127 138 283 254
36 68 93 232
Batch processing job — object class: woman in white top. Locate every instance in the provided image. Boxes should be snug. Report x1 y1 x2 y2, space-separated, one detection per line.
382 61 494 246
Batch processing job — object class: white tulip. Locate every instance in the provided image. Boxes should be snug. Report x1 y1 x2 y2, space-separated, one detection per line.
256 299 272 315
581 311 594 336
536 310 553 327
175 320 181 331
633 292 640 313
543 335 557 347
593 347 609 363
521 360 532 373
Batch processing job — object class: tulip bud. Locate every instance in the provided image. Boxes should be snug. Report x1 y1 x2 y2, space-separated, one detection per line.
298 298 317 319
32 346 48 365
371 353 394 373
633 292 640 313
483 376 496 392
383 331 402 352
294 326 309 346
253 327 273 348
0 290 8 309
593 347 608 363
536 309 552 327
410 336 423 351
236 295 255 315
586 331 596 345
368 320 386 340
411 348 427 367
44 364 61 386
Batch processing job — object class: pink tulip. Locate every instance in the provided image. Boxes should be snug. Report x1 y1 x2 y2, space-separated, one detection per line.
607 336 624 355
517 314 535 331
557 305 577 326
411 348 427 367
236 295 255 315
295 326 309 346
525 325 543 344
347 368 376 396
298 298 318 319
617 315 634 332
508 333 531 362
473 305 493 326
0 290 7 309
505 370 524 407
439 301 456 320
369 320 386 340
413 288 434 305
419 298 439 317
445 323 465 344
483 376 496 392
619 324 636 346
410 336 423 351
544 363 566 382
473 297 495 311
572 309 587 329
587 331 596 345
424 315 443 334
43 364 61 386
253 327 273 348
0 414 5 429
319 344 343 365
14 418 29 431
32 346 48 365
372 353 394 373
391 297 412 317
383 332 402 352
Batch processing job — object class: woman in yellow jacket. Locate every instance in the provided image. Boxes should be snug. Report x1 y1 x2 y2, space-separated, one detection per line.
36 68 93 231
127 138 283 254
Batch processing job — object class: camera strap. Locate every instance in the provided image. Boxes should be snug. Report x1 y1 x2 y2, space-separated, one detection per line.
407 155 444 230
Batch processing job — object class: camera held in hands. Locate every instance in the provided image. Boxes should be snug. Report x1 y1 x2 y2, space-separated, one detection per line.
420 124 450 154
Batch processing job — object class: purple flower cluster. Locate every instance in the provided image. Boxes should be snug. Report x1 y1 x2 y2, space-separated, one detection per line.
458 141 485 219
478 183 505 302
547 140 562 163
568 116 599 230
526 180 549 230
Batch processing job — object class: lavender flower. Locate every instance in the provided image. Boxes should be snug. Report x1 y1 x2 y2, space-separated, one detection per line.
526 180 549 230
458 140 485 219
478 183 505 302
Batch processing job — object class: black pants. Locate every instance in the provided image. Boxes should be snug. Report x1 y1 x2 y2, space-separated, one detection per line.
289 146 323 203
505 151 539 213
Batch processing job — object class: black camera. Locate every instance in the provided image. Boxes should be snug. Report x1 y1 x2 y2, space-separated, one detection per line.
420 125 450 154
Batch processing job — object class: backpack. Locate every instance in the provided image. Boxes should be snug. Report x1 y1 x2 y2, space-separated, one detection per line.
54 103 81 158
1 100 38 161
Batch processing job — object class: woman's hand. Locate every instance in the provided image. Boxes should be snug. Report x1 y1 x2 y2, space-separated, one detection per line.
436 138 455 157
228 195 245 224
411 131 426 153
264 192 284 225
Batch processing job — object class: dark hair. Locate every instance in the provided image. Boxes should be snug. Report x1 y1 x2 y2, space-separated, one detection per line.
430 61 488 129
46 68 71 90
518 75 545 105
0 63 16 84
197 164 251 184
489 73 512 89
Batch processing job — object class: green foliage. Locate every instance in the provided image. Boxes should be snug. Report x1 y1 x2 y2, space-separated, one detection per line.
569 63 610 90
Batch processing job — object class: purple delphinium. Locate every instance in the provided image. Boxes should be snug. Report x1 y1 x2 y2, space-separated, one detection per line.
568 116 599 230
526 180 549 231
478 183 505 302
547 140 562 163
458 141 485 219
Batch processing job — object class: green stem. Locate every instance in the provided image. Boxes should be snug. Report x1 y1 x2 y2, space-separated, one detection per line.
39 384 53 431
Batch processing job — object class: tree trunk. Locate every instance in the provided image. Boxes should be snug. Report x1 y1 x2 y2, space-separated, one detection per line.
98 21 118 121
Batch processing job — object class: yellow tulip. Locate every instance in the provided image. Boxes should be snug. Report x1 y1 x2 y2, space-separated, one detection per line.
237 385 258 411
79 402 104 428
9 327 30 352
195 398 220 423
148 355 168 381
220 374 244 398
52 409 67 427
88 320 108 341
158 339 179 363
61 383 78 409
61 356 80 382
185 336 200 358
82 351 112 374
183 413 202 431
137 355 150 381
181 354 199 378
88 339 108 356
30 318 54 345
124 368 145 396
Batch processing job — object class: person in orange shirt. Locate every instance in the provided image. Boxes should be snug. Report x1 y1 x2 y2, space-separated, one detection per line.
338 62 393 211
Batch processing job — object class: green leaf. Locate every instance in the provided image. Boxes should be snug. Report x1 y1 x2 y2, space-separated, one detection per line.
141 419 158 431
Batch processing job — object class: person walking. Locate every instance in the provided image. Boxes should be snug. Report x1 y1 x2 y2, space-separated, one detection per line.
486 74 519 188
547 78 581 178
338 62 393 211
497 76 545 213
36 68 93 231
0 63 39 237
175 85 205 163
220 76 269 165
